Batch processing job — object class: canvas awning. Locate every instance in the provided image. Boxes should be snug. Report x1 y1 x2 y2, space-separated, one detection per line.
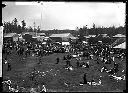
113 42 126 49
98 41 102 43
62 42 70 45
111 38 126 47
4 33 18 37
37 33 46 36
70 37 78 39
82 41 88 43
42 42 46 44
113 34 126 38
50 33 74 38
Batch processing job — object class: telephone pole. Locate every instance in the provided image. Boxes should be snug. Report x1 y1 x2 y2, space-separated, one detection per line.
33 21 36 31
33 21 37 36
40 2 43 31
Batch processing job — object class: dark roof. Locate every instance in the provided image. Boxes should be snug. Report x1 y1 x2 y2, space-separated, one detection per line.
111 38 126 47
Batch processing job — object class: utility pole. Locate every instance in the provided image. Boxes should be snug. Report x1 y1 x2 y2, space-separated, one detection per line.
40 2 43 31
85 25 88 42
33 21 37 36
33 21 36 31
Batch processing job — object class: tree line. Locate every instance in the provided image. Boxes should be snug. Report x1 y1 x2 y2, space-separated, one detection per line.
3 18 40 34
3 18 126 37
45 25 125 37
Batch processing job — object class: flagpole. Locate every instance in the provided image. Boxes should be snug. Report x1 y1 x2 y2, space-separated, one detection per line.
40 2 43 31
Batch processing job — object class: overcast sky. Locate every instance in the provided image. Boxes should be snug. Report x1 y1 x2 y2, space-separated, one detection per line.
2 2 126 30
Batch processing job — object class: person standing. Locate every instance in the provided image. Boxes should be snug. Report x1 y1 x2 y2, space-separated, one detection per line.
56 57 60 64
38 56 42 64
7 62 11 71
25 48 28 57
86 61 90 68
76 60 80 68
41 85 47 92
113 62 119 73
66 60 71 66
106 56 111 64
38 50 41 57
96 57 100 64
63 55 66 60
83 73 87 84
41 50 43 57
90 54 93 60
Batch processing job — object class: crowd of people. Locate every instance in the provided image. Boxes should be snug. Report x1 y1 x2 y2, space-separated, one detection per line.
3 39 126 73
2 39 126 91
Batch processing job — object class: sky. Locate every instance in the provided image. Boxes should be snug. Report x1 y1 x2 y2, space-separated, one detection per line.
2 1 126 30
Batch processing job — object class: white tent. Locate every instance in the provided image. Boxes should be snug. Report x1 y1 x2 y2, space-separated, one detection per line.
98 41 102 43
4 33 18 37
50 33 75 41
42 42 46 44
19 36 25 41
4 33 19 41
113 42 126 49
50 33 73 37
82 41 88 44
111 38 126 47
113 34 126 38
62 42 70 45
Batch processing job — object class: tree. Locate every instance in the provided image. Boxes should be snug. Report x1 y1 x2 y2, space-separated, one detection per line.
21 20 26 31
17 25 22 34
83 25 88 36
13 18 18 26
3 21 13 33
92 23 96 35
79 28 83 36
3 22 8 33
28 26 33 32
12 18 18 33
93 23 96 29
